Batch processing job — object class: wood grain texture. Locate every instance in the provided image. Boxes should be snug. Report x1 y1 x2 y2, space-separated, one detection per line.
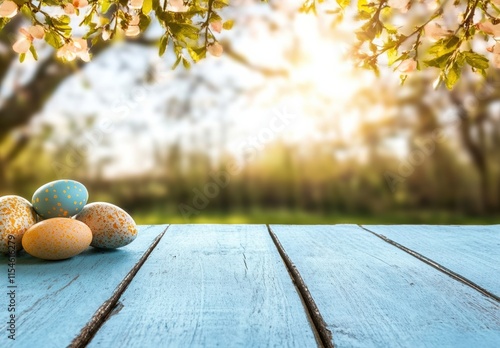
361 225 500 297
88 224 319 348
271 224 500 348
0 225 167 348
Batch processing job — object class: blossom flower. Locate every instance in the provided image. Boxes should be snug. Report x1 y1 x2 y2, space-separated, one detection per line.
102 29 112 41
12 25 45 54
0 0 18 18
169 0 188 13
397 59 417 73
425 22 450 41
125 16 141 37
207 42 223 57
74 0 88 8
64 0 88 14
210 20 222 33
493 42 500 69
57 38 90 62
129 0 144 9
388 0 409 13
477 21 500 39
64 4 75 14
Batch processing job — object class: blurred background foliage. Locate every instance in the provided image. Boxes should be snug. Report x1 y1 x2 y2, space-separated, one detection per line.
1 0 499 224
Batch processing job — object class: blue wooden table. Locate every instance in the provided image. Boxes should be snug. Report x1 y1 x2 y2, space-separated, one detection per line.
2 225 499 347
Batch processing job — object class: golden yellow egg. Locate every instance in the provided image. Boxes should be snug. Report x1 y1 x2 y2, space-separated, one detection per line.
22 218 92 260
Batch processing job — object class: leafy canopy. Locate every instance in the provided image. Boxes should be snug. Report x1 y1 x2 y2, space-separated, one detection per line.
0 0 499 88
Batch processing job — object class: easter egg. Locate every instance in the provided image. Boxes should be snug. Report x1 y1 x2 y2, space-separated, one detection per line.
74 202 137 249
32 180 88 219
0 195 37 254
22 218 92 260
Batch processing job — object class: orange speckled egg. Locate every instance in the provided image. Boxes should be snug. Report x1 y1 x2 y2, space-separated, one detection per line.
22 218 92 260
74 202 137 249
0 195 37 254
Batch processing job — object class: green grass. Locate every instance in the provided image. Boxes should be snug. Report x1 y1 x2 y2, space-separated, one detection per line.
132 207 500 225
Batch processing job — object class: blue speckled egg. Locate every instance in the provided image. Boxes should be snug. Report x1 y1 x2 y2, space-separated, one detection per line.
32 180 88 219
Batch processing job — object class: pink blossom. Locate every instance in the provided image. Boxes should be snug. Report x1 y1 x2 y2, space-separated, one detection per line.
207 42 223 57
397 59 417 73
57 38 90 62
169 0 188 12
388 0 409 13
493 42 500 68
125 25 141 37
0 1 18 18
73 0 88 8
29 25 45 40
64 4 76 15
12 37 31 54
477 21 500 39
12 25 45 54
425 22 450 41
210 20 222 33
129 0 144 9
102 29 112 41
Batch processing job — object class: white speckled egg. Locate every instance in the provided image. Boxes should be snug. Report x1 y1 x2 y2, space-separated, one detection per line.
22 218 92 260
0 195 37 254
32 179 88 219
74 202 137 249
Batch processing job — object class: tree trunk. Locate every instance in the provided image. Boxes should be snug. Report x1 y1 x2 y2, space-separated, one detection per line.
457 113 491 213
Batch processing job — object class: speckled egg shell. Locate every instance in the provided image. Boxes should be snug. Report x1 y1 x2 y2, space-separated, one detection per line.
0 195 37 254
74 202 137 249
32 180 88 219
22 218 92 260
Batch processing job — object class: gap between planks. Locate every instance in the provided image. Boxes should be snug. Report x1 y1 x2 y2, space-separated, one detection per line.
358 225 500 303
267 225 334 348
69 225 170 348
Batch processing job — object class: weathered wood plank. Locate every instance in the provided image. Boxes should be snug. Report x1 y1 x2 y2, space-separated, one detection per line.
271 224 500 348
362 225 500 297
88 224 319 347
0 225 167 348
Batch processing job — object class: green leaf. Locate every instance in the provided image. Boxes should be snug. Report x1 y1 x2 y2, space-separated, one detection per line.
427 36 460 58
19 53 25 63
336 0 350 9
357 0 373 16
172 56 182 69
159 35 169 57
462 51 489 70
299 0 316 14
386 47 399 66
0 18 11 31
44 31 64 49
19 4 31 18
143 0 153 14
213 0 230 9
139 14 151 32
55 15 71 25
101 0 112 13
29 45 38 61
187 46 206 62
222 20 234 30
424 52 453 68
52 15 72 37
209 12 222 23
169 23 199 41
444 63 461 90
152 0 160 11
